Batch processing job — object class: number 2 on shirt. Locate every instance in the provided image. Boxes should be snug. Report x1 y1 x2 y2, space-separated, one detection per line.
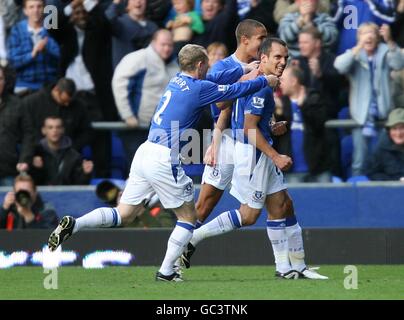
153 90 172 125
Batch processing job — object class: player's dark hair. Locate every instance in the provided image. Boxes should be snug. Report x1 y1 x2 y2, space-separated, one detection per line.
55 78 76 97
235 19 266 46
178 44 208 72
299 26 322 41
258 37 287 58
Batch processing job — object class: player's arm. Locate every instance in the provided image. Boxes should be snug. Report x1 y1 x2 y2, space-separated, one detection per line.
199 75 271 107
206 61 260 85
244 114 293 171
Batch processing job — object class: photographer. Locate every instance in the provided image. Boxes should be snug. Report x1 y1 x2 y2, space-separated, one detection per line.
0 174 59 229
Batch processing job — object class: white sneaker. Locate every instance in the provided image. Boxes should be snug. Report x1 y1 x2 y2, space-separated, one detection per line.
299 268 328 280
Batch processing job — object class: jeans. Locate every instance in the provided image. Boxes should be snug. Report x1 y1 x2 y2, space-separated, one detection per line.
351 128 379 176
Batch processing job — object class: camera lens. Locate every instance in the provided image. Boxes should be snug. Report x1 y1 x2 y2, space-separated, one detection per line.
15 190 32 207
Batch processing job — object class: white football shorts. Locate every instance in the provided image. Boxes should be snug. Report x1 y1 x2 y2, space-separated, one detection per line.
230 141 286 209
201 134 235 190
120 141 194 209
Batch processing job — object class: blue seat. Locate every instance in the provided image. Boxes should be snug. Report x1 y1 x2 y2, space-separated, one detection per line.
110 132 128 179
183 164 204 177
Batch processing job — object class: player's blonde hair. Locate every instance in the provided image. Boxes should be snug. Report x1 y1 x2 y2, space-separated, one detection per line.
178 44 208 72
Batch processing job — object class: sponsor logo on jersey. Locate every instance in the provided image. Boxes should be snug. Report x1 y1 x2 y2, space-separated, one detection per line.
252 97 265 108
218 85 230 92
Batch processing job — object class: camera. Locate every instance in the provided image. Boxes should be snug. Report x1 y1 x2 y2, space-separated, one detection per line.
95 180 121 207
15 190 32 208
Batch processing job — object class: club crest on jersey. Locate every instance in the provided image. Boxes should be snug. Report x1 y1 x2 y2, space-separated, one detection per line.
210 167 220 179
252 191 264 202
252 97 265 108
184 182 194 196
218 85 230 92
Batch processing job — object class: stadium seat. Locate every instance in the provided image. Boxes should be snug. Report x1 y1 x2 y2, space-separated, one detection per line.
332 176 343 183
110 132 128 179
183 164 204 177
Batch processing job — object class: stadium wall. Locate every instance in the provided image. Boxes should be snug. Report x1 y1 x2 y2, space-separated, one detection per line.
1 182 403 227
1 229 404 267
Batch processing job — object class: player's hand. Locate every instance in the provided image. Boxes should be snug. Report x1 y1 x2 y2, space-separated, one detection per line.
271 121 287 136
272 154 293 171
265 75 280 89
125 116 139 128
3 192 15 210
82 160 94 174
32 156 44 168
240 68 260 81
204 144 215 166
245 60 260 73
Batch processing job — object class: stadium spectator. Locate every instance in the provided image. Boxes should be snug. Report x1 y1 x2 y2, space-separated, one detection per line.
0 173 59 229
30 116 94 185
0 65 35 186
146 0 172 27
112 29 178 166
278 0 338 58
334 23 404 176
1 0 23 33
273 0 330 24
236 0 278 35
192 0 239 53
52 0 118 177
7 0 60 96
365 108 404 181
392 0 404 48
207 42 228 67
294 26 344 176
274 65 332 182
333 0 396 55
391 0 404 108
22 77 94 157
105 0 158 68
166 0 205 55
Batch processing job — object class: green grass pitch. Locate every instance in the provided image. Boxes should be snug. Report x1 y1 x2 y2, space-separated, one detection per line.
1 265 403 300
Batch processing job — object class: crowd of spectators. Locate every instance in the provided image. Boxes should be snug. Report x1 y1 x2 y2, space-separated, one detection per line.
0 0 403 206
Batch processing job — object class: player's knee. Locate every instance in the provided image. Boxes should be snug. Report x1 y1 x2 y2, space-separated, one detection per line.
284 198 294 215
118 205 144 225
268 198 294 219
240 208 260 226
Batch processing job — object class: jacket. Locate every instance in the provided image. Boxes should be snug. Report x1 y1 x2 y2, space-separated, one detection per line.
30 136 92 185
0 194 59 229
273 89 331 174
112 44 178 127
0 94 35 177
364 130 404 181
334 43 404 125
22 85 94 151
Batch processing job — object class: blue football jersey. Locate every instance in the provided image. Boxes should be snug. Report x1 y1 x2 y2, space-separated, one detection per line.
147 67 268 152
208 54 245 122
232 86 275 145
